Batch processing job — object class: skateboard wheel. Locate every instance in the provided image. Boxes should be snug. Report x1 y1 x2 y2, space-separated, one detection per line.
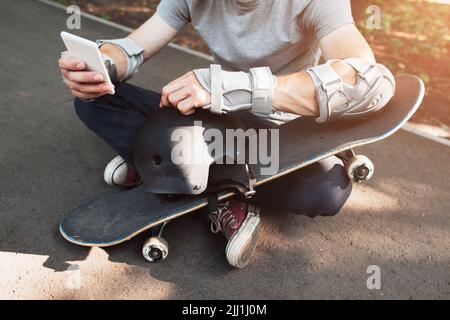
346 155 374 182
142 237 169 263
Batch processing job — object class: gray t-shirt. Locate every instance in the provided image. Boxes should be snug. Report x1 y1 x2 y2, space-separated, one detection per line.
157 0 354 125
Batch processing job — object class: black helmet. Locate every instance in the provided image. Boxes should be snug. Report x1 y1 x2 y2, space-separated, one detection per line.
133 108 246 195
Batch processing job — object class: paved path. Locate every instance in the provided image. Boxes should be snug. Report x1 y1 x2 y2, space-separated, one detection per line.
0 0 449 299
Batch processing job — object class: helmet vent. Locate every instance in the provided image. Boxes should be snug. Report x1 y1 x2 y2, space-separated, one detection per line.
153 155 162 166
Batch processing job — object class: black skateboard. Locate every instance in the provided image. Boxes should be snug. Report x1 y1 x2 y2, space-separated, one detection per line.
60 75 425 262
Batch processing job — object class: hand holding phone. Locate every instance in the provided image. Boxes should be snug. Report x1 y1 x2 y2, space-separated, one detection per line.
59 32 115 99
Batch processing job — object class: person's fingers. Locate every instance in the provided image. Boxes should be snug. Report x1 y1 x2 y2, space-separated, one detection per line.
182 108 196 116
70 89 103 100
165 71 196 87
160 72 197 107
167 86 193 107
59 56 86 71
64 78 113 94
62 70 104 83
177 97 197 115
161 79 188 107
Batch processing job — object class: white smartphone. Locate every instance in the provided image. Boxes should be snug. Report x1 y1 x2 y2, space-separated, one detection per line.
60 31 114 94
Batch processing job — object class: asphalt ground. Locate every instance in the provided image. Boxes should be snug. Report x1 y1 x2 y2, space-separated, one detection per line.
0 0 449 299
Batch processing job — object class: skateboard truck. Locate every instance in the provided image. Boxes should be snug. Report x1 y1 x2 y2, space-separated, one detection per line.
337 149 375 182
206 163 257 198
243 163 256 198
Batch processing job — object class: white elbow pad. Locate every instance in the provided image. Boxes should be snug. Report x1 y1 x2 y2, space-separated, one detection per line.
307 58 396 123
193 64 277 114
96 38 144 81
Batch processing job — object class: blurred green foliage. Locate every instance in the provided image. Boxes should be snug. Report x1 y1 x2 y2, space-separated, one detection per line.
359 0 449 60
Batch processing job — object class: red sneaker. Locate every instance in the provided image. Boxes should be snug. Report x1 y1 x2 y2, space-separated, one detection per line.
103 156 142 188
209 199 261 268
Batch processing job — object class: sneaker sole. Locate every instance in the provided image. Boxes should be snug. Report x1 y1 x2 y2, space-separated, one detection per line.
225 206 261 268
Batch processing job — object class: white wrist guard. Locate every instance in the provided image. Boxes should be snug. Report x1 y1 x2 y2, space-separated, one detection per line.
193 64 277 114
96 38 144 81
307 58 396 123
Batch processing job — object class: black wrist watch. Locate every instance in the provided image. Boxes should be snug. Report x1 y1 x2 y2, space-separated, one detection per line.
101 54 119 84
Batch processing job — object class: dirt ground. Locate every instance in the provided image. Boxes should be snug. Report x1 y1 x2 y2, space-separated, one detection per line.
53 0 450 128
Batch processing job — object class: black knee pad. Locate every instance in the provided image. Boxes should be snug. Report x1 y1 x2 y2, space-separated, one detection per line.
298 163 353 218
320 186 352 217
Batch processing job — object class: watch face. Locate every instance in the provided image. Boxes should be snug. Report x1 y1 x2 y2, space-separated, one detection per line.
102 56 118 83
105 59 113 69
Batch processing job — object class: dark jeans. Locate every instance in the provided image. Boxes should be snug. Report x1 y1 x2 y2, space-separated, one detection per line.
74 83 352 217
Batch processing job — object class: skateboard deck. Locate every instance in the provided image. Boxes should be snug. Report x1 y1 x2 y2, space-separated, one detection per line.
60 75 424 248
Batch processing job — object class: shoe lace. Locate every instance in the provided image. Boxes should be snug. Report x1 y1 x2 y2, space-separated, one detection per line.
209 202 238 239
